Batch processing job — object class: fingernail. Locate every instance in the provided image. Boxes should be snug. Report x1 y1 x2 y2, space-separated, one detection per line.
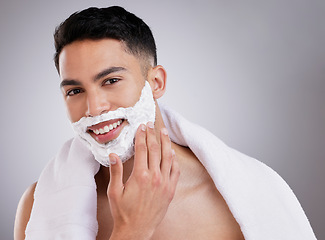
147 121 154 129
109 155 117 165
141 124 146 131
161 128 168 136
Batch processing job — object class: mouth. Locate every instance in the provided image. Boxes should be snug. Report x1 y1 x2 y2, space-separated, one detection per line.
87 119 126 144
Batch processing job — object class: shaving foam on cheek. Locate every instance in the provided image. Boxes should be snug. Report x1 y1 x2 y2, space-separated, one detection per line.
72 81 156 166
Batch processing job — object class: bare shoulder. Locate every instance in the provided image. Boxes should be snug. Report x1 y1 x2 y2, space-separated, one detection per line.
14 182 37 240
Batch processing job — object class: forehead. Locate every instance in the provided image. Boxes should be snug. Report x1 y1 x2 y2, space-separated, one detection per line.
58 39 142 79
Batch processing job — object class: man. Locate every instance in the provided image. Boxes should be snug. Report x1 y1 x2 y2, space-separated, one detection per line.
14 6 316 240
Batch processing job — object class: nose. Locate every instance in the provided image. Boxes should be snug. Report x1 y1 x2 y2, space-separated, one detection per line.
85 91 111 117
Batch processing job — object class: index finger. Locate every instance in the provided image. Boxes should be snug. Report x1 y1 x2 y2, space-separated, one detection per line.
133 124 148 171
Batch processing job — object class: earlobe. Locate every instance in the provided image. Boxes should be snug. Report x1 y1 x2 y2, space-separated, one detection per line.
148 65 167 100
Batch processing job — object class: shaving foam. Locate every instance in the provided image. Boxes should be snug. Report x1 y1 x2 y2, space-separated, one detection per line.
72 81 156 166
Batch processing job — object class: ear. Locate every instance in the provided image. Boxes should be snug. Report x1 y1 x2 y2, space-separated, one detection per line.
148 65 167 100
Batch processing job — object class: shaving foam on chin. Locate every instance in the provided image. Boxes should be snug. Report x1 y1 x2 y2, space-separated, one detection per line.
72 81 156 166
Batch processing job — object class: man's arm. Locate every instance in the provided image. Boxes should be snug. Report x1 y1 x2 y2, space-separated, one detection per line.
14 182 36 240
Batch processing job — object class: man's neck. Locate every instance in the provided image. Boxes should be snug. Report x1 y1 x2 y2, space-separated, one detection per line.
96 156 135 189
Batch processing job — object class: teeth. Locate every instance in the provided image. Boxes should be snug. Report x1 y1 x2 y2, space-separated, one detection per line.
92 120 123 135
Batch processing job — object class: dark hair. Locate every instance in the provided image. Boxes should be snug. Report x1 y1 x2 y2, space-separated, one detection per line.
54 6 157 73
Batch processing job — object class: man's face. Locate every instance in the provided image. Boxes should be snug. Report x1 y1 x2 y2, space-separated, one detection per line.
59 39 146 144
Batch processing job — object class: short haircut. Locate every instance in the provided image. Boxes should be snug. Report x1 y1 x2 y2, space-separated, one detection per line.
54 6 157 73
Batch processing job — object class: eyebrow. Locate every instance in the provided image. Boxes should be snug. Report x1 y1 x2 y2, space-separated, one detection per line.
60 79 81 88
60 66 127 88
94 66 127 81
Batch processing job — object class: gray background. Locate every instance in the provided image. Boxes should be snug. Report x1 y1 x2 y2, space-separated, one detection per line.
1 0 324 239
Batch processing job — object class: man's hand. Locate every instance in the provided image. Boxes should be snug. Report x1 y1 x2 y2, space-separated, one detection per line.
107 122 180 240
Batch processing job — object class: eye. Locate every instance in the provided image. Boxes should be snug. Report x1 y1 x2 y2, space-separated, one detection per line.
103 78 120 85
66 88 83 97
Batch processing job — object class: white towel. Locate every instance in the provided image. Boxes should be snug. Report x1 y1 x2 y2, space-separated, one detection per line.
25 137 100 240
25 104 317 239
160 104 316 239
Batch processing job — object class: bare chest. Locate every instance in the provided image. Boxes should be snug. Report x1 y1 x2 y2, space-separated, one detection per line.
96 182 244 240
150 181 244 240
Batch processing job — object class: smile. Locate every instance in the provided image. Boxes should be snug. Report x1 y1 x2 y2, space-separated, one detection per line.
88 119 124 135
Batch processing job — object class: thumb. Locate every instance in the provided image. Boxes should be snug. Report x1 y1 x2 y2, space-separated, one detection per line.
107 153 124 199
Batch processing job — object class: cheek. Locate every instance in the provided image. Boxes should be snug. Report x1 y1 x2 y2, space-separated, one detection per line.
123 88 142 107
114 82 142 108
127 80 146 105
65 101 84 123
